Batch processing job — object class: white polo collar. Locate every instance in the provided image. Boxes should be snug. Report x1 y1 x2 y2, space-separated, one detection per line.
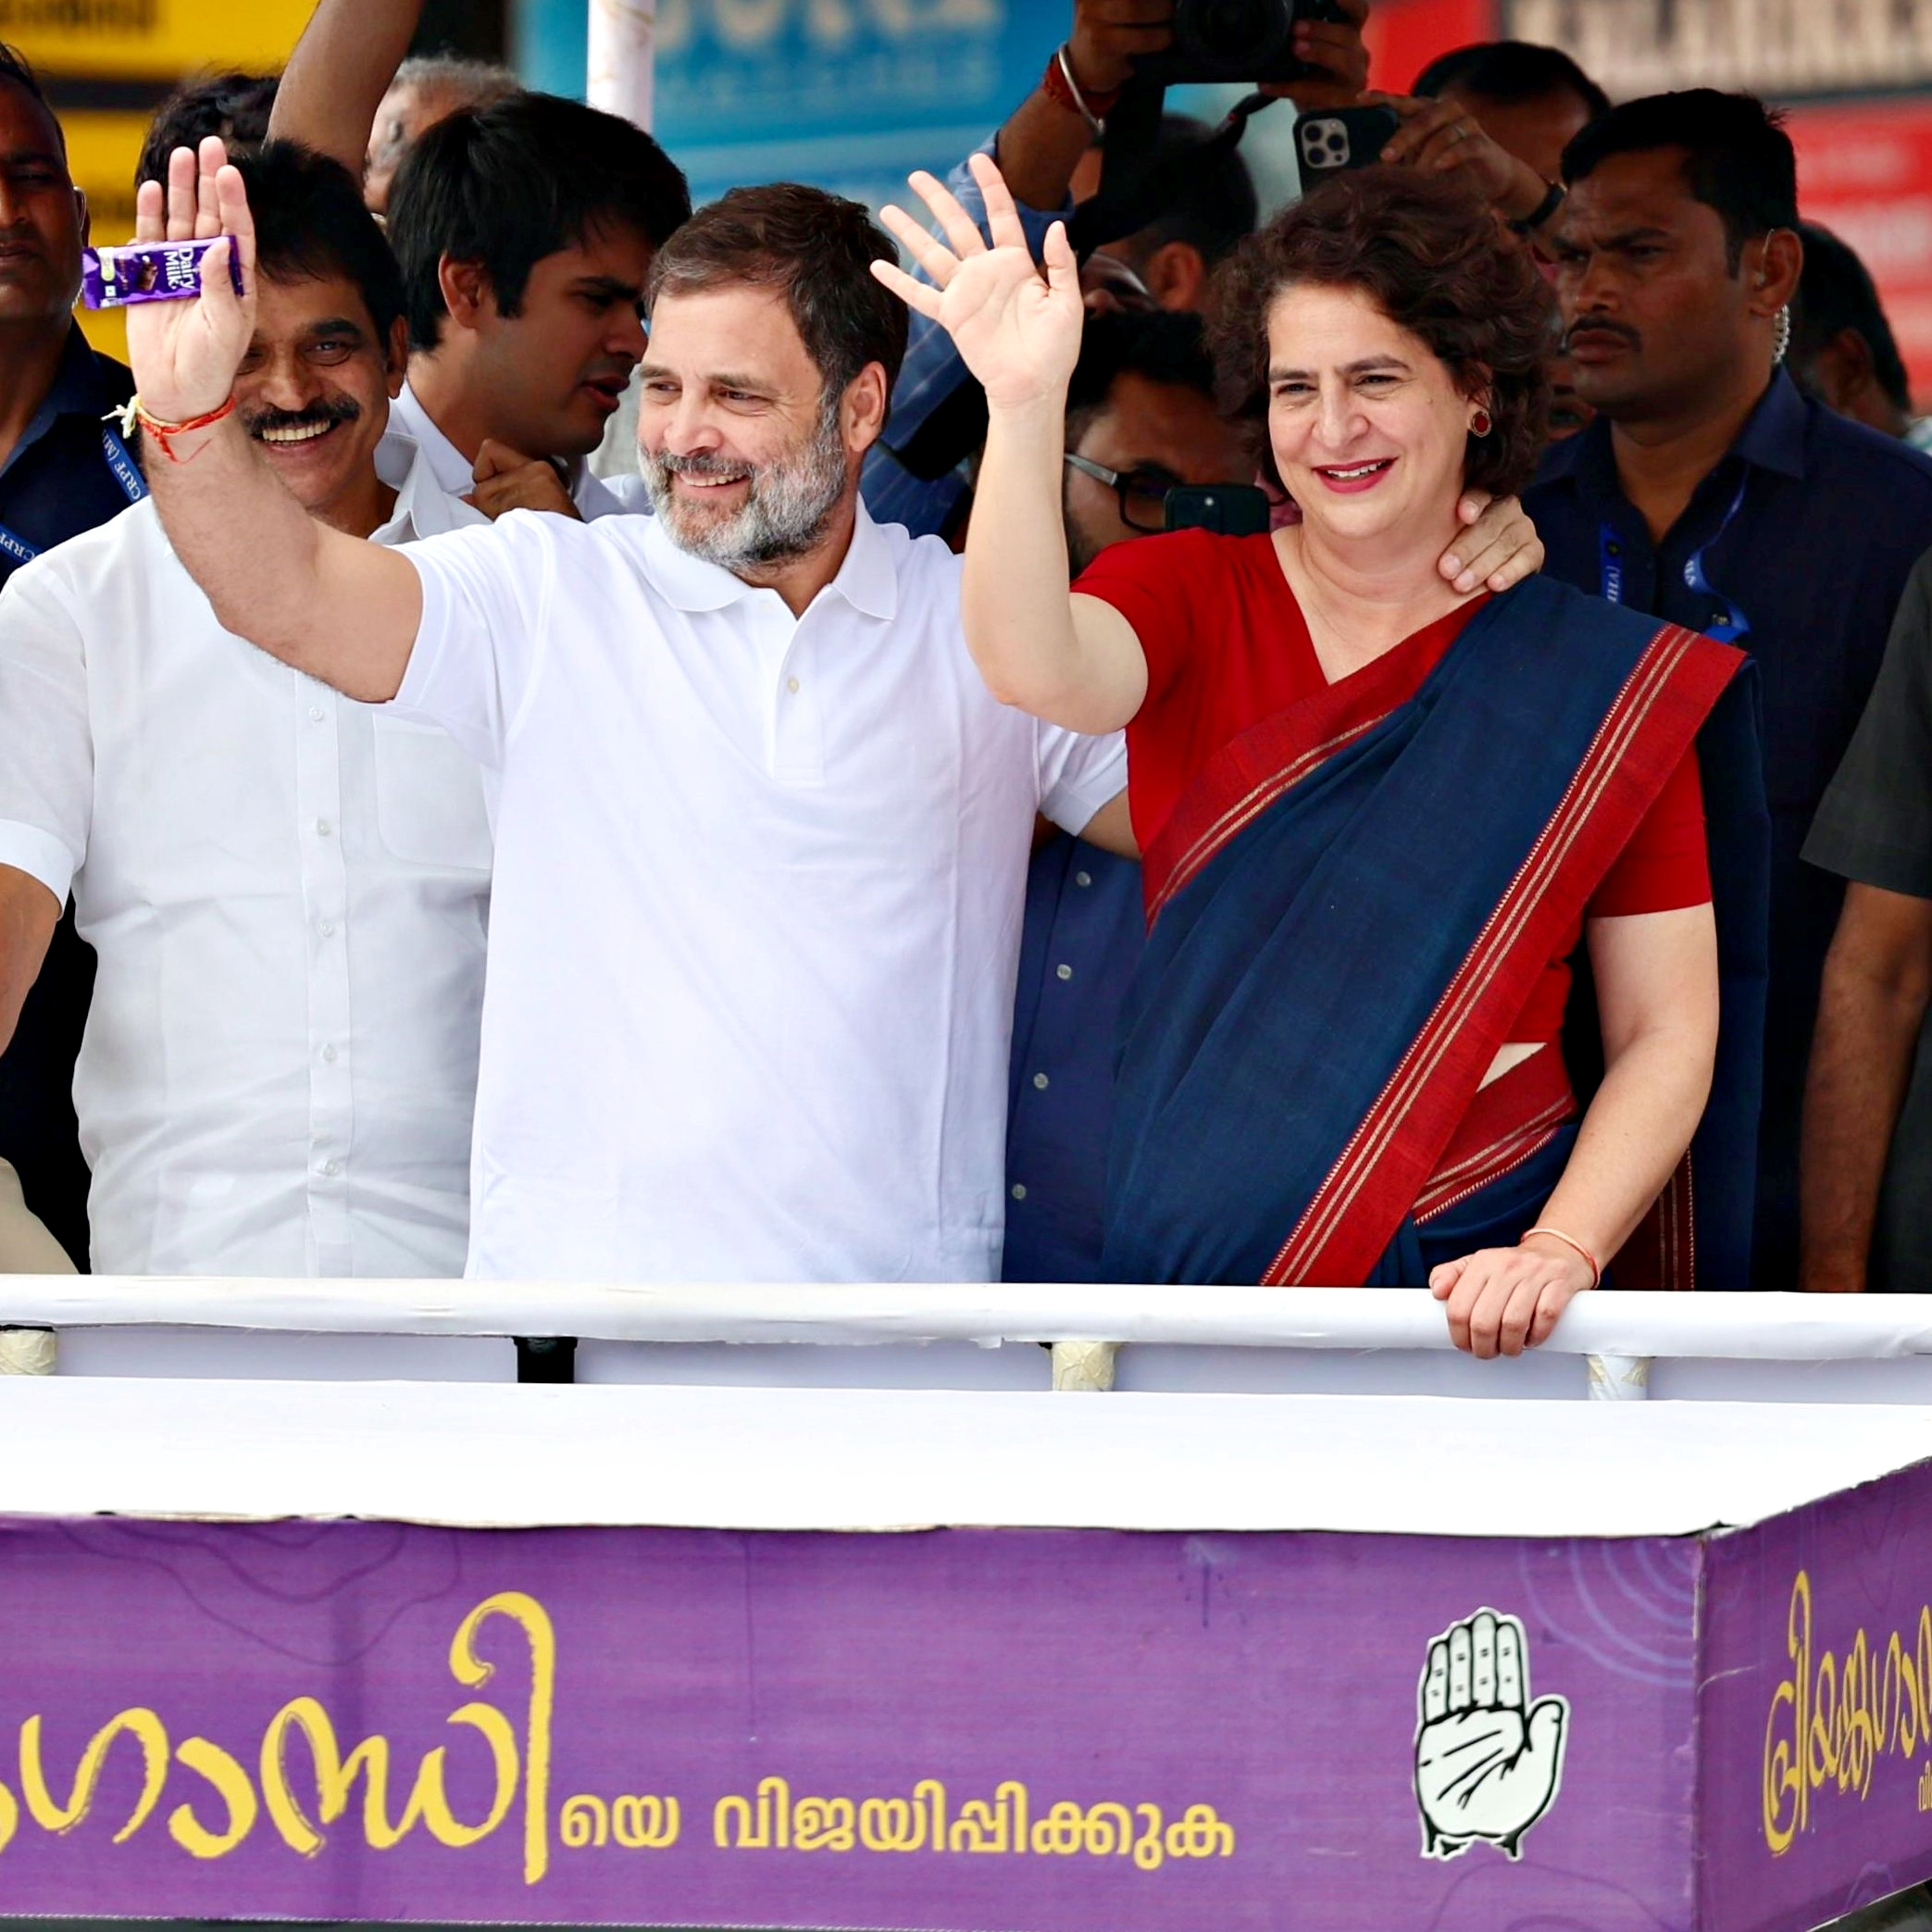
641 496 899 622
373 429 488 543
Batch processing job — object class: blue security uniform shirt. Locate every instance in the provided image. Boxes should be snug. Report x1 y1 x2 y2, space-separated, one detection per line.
0 327 139 1267
1524 371 1932 1289
1003 836 1144 1283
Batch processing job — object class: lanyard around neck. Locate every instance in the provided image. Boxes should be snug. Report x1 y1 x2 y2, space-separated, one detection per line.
1598 472 1752 645
0 420 147 569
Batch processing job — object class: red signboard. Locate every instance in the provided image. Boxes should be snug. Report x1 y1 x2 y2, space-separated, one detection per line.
1788 98 1932 405
1367 0 1932 403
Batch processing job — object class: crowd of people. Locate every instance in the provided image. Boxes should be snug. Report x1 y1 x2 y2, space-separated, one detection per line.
3 0 1932 1356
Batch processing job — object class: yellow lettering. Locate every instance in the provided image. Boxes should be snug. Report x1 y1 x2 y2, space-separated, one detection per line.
1165 1802 1235 1858
714 1794 756 1848
611 1794 679 1849
1762 1570 1932 1857
418 1701 519 1851
1029 1800 1086 1856
1764 1573 1811 1854
758 1775 791 1850
561 1794 608 1849
947 1798 1003 1853
709 1778 1230 1867
913 1778 946 1853
1133 1801 1165 1871
20 1709 168 1842
996 1779 1028 1855
258 1696 517 1862
791 1795 854 1852
168 1737 258 1860
448 1591 555 1886
1082 1801 1133 1855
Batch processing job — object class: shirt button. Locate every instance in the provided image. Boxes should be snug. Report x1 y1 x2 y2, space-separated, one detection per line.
307 704 325 723
786 676 800 693
1010 1183 1028 1201
1055 963 1074 980
319 1159 341 1178
320 1043 338 1064
318 918 336 937
1032 1072 1050 1091
1075 870 1092 888
315 817 333 838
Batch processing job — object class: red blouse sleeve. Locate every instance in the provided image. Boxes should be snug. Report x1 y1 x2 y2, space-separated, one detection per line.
1588 743 1711 917
1071 528 1222 710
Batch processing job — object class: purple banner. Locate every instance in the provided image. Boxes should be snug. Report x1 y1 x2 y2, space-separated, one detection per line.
0 1517 1712 1927
1701 1454 1932 1932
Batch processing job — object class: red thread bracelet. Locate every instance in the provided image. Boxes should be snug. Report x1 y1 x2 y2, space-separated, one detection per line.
1043 44 1120 131
130 393 237 463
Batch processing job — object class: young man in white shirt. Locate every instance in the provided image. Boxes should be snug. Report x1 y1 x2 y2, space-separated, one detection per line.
0 143 491 1276
123 144 1131 1283
373 92 688 525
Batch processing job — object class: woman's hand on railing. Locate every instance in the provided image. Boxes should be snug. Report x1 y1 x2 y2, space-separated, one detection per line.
1429 1241 1596 1358
872 155 1085 416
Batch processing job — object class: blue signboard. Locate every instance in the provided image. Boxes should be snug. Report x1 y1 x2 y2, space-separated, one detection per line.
517 0 1065 211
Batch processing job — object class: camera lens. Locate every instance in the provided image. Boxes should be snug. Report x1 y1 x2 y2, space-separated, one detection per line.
1178 0 1294 64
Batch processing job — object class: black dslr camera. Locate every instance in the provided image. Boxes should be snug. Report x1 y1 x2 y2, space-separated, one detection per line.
1131 0 1349 86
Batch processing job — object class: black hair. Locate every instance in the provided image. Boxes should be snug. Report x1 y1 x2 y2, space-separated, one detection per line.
1791 221 1912 418
0 42 63 159
1123 115 1259 272
136 71 278 191
1066 310 1215 446
387 91 691 352
646 181 907 397
1562 90 1798 271
231 141 405 347
1413 40 1610 120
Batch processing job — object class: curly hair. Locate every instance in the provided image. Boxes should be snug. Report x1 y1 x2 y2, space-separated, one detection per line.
1208 167 1555 499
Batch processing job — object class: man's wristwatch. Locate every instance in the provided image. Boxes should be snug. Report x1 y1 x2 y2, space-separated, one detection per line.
1510 178 1566 235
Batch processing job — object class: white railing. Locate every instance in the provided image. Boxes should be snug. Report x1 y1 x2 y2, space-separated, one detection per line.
3 1280 1931 1402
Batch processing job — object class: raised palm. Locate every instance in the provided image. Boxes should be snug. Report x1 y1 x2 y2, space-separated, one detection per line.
122 138 257 429
1414 1609 1567 1860
872 154 1084 413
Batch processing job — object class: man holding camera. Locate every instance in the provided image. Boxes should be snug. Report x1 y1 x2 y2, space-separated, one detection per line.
865 0 1368 539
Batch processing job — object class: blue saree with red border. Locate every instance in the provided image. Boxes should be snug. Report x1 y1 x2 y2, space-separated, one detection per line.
1103 574 1768 1290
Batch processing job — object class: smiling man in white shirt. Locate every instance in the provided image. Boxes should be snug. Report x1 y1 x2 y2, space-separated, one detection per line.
123 146 1130 1283
0 143 491 1276
380 92 688 525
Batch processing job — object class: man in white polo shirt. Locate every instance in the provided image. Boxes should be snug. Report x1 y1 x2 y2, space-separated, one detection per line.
0 143 491 1276
123 143 1124 1282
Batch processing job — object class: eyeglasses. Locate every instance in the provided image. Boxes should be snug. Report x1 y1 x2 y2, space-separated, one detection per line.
1063 452 1184 533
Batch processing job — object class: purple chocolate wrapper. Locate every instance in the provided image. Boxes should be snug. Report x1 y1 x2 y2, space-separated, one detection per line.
82 238 244 308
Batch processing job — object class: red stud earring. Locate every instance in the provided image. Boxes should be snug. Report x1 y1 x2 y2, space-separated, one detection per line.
1470 408 1493 438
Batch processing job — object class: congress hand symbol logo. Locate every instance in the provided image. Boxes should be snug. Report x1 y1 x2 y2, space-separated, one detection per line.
1414 1608 1568 1860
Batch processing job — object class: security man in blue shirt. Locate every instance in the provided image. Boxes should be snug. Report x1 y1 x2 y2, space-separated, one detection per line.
0 46 143 1267
1520 90 1932 1290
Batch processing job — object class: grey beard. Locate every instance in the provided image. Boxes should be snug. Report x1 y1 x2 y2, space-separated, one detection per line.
643 410 850 574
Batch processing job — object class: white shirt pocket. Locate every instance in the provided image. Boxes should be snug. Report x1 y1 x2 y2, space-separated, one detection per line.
370 717 492 871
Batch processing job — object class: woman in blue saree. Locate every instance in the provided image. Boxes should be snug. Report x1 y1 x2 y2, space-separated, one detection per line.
874 161 1765 1356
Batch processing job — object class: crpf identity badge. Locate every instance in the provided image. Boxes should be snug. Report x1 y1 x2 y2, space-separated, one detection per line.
1414 1608 1569 1861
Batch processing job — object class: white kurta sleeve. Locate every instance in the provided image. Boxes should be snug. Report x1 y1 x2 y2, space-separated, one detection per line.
0 558 93 902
